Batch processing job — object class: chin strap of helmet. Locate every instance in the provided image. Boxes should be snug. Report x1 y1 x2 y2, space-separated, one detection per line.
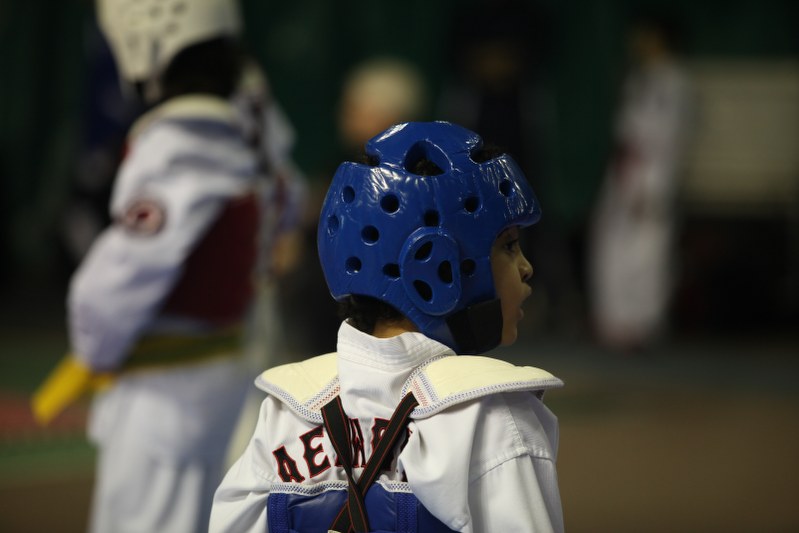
446 298 504 355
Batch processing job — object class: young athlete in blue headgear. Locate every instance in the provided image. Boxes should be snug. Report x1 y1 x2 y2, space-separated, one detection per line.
211 121 564 532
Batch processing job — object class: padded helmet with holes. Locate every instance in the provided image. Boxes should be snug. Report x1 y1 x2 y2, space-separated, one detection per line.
318 121 541 354
97 0 241 84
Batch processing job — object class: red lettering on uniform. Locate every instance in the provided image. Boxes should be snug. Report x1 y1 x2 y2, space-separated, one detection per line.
371 418 389 448
273 446 306 482
349 418 367 468
300 426 331 478
371 418 392 471
276 418 412 480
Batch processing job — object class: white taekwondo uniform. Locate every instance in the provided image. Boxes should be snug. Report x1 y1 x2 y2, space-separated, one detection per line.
67 90 297 533
211 321 564 533
590 60 693 345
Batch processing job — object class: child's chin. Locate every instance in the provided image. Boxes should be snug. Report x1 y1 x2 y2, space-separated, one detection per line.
500 328 518 347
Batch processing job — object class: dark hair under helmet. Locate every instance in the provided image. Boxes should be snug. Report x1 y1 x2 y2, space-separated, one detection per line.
318 121 541 354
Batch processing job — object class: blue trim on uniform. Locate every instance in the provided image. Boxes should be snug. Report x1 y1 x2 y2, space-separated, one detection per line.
395 492 416 532
267 493 290 532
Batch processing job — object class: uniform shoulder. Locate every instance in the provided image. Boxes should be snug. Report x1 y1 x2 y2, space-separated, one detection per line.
254 353 563 423
126 95 249 168
403 355 563 419
113 95 257 212
130 95 239 140
255 353 339 423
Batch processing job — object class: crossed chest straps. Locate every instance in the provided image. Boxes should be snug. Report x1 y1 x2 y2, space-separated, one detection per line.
321 392 420 533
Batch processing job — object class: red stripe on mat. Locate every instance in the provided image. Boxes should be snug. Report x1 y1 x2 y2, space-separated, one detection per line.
0 391 88 441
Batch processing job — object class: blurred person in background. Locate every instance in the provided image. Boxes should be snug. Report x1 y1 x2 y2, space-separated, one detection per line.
438 0 552 179
31 0 304 531
59 26 141 272
588 10 694 353
337 57 429 157
278 56 429 357
438 0 583 336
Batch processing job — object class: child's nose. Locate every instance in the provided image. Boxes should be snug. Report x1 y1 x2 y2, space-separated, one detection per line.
520 256 533 282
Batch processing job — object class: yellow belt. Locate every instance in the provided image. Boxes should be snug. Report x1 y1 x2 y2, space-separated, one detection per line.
31 327 243 426
123 327 242 371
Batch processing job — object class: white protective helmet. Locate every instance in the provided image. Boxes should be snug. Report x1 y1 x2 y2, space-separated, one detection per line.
97 0 242 84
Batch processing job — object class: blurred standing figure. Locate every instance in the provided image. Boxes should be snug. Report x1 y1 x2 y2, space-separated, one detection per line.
337 57 429 156
278 57 428 357
438 0 553 199
438 0 583 336
31 0 303 532
589 12 693 352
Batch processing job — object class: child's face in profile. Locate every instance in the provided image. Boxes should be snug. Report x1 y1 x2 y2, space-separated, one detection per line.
490 226 533 346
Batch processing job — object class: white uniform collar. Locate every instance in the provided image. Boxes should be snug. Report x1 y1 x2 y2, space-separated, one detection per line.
336 321 454 371
336 321 454 414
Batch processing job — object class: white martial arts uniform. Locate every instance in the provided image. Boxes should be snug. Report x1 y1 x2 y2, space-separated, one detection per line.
68 92 295 533
590 60 692 346
211 321 564 533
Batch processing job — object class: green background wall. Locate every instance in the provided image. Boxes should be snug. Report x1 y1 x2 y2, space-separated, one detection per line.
1 0 797 296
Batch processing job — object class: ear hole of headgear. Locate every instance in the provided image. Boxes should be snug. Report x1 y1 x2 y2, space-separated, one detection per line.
438 261 453 284
414 280 433 302
414 241 433 260
399 228 461 316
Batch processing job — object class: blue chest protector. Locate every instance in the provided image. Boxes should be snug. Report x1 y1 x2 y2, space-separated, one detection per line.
267 484 456 533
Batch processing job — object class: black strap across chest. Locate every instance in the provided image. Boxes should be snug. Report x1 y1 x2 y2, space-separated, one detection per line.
321 392 419 533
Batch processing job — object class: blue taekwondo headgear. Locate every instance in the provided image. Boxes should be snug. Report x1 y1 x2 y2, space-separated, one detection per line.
318 121 541 354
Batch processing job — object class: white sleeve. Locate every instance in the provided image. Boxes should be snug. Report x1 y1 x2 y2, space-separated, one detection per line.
67 174 225 371
209 447 270 533
210 397 278 533
469 455 563 533
468 392 564 533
